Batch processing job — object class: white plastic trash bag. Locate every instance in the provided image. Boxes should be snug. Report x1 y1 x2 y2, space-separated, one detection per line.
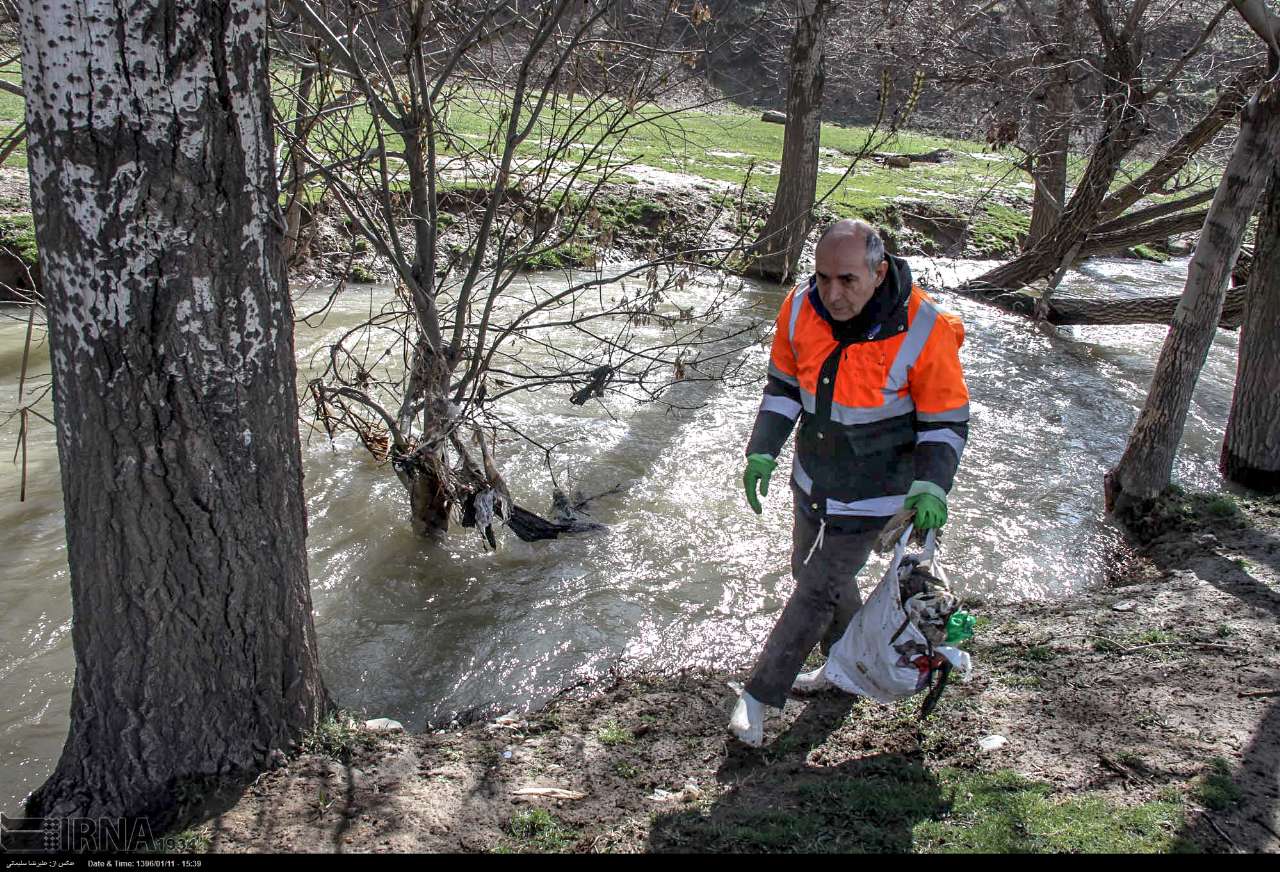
823 527 970 703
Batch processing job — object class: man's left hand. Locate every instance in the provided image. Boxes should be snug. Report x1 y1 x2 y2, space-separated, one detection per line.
904 480 948 530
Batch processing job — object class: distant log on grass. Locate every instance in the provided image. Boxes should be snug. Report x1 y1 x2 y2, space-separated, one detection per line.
873 148 953 164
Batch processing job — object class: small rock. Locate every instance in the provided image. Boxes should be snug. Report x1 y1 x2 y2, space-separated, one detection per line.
1112 600 1137 612
761 110 787 124
978 734 1008 752
364 717 404 733
489 710 526 731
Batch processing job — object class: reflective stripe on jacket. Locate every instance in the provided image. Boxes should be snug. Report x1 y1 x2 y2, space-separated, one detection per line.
745 256 969 522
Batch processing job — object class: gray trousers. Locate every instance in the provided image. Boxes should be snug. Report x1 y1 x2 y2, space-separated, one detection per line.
744 504 880 708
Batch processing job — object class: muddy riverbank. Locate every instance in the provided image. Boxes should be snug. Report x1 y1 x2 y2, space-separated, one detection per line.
179 491 1280 854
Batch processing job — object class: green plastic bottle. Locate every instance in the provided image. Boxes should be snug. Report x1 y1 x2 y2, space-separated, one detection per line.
946 611 975 644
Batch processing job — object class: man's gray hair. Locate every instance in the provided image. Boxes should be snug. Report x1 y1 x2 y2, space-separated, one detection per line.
818 218 886 274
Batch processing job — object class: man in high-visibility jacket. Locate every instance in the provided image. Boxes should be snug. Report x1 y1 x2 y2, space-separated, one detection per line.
730 218 969 746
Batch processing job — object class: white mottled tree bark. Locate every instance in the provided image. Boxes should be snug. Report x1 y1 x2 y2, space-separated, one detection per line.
19 0 328 832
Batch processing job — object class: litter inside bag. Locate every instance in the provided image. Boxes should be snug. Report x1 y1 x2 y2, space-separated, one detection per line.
823 526 972 708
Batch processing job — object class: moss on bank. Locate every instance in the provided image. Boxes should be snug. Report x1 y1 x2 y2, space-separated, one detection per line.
0 212 37 269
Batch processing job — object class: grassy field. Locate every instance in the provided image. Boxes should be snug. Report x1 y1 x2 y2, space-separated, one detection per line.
0 60 1217 261
0 59 22 168
269 73 1043 255
0 58 1029 233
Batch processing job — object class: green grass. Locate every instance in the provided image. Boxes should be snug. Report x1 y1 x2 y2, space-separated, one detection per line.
0 59 24 168
1025 644 1057 662
914 770 1193 853
140 825 213 854
1131 243 1170 262
1192 757 1241 812
1004 673 1043 689
521 242 595 270
970 203 1031 256
0 60 1225 271
0 212 37 268
266 69 1030 232
596 719 633 746
0 56 1221 229
654 764 1193 853
299 711 377 763
1205 496 1239 518
1115 751 1145 768
164 826 213 853
504 809 575 852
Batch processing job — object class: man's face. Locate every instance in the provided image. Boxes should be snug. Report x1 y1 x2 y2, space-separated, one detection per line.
814 234 888 321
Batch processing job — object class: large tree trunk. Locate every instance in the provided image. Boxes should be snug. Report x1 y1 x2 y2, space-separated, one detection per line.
971 285 1248 328
396 343 453 538
1106 78 1280 514
746 0 828 283
1081 205 1210 256
1026 78 1071 249
1221 167 1280 492
1026 0 1076 250
19 0 328 834
398 117 453 538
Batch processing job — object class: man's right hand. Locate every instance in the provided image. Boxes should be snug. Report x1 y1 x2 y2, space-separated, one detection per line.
743 454 777 515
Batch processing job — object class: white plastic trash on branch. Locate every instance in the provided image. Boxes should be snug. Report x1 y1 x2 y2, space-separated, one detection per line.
823 526 972 704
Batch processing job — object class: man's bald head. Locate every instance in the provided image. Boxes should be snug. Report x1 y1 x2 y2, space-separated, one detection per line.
816 219 886 275
812 219 890 321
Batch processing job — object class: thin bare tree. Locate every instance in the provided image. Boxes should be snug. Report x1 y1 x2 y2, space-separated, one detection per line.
284 0 759 541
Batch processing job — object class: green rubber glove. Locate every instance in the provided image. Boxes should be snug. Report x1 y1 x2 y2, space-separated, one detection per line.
904 480 948 530
743 453 777 515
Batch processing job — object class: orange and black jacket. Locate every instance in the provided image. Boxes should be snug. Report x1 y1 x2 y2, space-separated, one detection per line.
745 255 969 526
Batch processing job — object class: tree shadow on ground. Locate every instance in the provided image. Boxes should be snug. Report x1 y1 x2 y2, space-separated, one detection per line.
194 754 411 854
1141 497 1280 852
646 693 946 853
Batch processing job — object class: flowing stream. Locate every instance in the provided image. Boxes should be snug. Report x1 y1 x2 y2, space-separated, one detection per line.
0 255 1242 814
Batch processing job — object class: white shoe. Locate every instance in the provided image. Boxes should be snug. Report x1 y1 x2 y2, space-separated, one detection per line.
728 690 766 747
791 666 832 694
